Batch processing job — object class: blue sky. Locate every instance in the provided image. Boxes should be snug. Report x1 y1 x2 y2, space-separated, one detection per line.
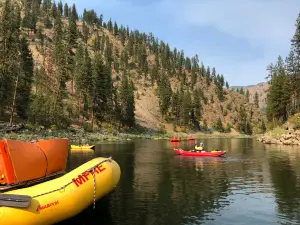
65 0 300 86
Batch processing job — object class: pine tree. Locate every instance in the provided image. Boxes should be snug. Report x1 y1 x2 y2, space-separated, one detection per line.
211 67 216 81
171 90 180 123
254 92 259 108
107 19 113 32
182 91 192 126
238 105 248 134
185 57 191 72
245 89 250 102
113 22 118 36
58 1 63 15
200 63 206 77
91 53 112 121
285 50 299 113
71 4 78 20
215 118 224 132
16 37 34 119
82 22 89 43
64 3 69 17
51 2 57 19
127 80 135 127
226 81 229 89
219 75 224 87
203 119 208 131
192 89 202 129
69 4 78 47
158 72 172 116
291 13 300 60
266 56 288 123
261 120 266 133
182 71 187 85
0 0 21 116
22 0 38 34
42 0 52 12
206 66 211 85
98 14 103 27
104 37 113 65
118 74 135 127
191 69 197 88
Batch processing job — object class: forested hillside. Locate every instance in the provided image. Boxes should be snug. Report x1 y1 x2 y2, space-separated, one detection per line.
266 13 300 129
231 82 269 110
0 0 265 135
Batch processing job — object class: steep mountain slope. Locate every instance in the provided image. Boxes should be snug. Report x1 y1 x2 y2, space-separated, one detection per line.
0 0 265 135
247 82 269 109
231 82 269 110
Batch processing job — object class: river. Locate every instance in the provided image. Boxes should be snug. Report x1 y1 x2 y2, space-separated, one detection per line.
59 138 300 225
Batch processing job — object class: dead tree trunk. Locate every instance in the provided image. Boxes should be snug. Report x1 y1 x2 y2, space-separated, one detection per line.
10 76 19 127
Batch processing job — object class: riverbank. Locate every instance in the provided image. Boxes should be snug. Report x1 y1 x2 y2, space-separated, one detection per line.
0 129 251 143
256 125 300 146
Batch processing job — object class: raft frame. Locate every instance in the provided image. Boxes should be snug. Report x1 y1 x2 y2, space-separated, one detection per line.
0 171 65 193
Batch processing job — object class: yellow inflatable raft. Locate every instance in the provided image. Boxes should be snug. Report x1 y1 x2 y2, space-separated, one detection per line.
0 157 121 225
70 145 95 150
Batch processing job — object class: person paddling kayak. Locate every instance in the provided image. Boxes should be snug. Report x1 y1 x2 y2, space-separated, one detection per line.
194 142 204 152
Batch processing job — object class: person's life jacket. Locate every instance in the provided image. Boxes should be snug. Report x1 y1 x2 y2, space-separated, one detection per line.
195 146 203 150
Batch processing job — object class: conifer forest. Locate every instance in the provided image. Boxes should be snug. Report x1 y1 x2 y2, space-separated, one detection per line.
0 0 268 135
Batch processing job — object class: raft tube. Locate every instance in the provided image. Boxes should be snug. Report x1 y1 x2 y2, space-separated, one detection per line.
0 157 121 225
174 148 226 157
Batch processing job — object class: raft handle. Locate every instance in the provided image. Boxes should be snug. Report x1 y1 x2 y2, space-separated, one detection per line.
0 194 32 208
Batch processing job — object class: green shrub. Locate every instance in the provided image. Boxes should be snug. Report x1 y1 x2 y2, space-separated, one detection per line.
159 124 166 134
288 113 300 128
269 127 287 138
173 124 177 132
227 103 232 111
24 123 36 131
51 124 57 132
83 122 93 132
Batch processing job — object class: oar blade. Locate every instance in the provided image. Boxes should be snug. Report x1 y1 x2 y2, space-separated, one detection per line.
0 194 32 208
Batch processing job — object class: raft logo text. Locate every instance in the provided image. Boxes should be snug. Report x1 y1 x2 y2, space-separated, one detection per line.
36 200 59 211
72 164 106 187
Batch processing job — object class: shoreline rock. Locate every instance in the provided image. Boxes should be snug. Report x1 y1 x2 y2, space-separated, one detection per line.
257 128 300 146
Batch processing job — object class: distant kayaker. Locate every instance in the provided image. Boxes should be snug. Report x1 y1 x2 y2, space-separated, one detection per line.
194 142 204 152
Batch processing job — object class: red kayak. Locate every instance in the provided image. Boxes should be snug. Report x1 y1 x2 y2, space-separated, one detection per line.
188 137 195 141
174 148 226 157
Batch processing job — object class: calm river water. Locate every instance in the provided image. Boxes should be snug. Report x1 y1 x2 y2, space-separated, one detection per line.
59 138 300 225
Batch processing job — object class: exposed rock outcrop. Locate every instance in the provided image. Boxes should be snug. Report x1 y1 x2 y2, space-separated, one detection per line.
257 128 300 146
